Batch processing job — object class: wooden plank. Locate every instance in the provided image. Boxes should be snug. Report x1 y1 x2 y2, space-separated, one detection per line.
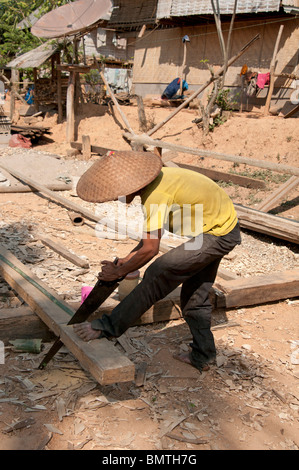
235 204 299 244
0 307 55 345
284 103 299 119
256 176 299 212
57 64 91 73
175 162 267 189
38 235 90 269
0 246 135 385
215 269 299 308
71 141 115 155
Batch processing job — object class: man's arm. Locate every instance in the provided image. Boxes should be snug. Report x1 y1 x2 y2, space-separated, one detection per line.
98 230 162 281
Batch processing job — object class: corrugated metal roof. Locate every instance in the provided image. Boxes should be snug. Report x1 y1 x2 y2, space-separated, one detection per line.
6 41 60 69
282 1 299 6
108 0 158 28
157 0 282 18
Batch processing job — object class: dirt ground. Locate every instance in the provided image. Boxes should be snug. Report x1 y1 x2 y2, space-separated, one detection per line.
0 99 298 451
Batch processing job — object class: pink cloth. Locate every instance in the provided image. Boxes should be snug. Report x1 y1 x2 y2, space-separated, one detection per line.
81 286 93 304
257 73 270 89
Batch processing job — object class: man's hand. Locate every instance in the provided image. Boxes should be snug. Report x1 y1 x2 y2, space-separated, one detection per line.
98 260 121 282
98 231 161 282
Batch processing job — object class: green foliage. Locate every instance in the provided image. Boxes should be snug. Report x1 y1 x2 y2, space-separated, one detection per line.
215 88 234 111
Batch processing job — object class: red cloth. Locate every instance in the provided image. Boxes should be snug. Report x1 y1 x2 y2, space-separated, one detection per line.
257 73 270 89
9 134 32 148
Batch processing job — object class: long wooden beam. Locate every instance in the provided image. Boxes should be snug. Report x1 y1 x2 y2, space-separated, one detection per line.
0 183 71 193
123 133 299 177
173 162 267 189
0 246 135 385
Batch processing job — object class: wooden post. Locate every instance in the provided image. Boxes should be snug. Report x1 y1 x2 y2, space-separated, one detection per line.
66 71 75 143
179 40 187 95
136 95 148 132
56 53 63 123
10 69 18 120
33 68 39 113
95 62 136 135
82 134 91 160
264 25 284 116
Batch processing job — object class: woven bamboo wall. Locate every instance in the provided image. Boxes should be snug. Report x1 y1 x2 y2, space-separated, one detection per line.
132 18 299 90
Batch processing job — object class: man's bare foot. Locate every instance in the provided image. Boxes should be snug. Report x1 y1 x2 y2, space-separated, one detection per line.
173 352 210 371
173 352 192 365
73 322 101 341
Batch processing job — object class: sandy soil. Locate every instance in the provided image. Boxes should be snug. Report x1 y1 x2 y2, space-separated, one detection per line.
0 99 298 451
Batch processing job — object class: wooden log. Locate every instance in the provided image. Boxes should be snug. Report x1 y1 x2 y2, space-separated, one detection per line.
215 269 299 308
0 246 135 385
38 235 89 269
123 133 299 177
256 176 299 212
147 34 260 137
175 162 267 189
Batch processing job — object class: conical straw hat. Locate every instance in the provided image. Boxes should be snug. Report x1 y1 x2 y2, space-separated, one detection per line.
76 150 163 203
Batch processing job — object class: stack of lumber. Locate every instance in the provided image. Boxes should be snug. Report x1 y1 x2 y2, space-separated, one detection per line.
11 125 51 141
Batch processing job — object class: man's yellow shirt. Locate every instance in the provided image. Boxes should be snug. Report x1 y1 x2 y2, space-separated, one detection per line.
140 167 238 237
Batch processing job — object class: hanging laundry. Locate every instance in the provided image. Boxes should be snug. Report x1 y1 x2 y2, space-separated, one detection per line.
257 72 270 89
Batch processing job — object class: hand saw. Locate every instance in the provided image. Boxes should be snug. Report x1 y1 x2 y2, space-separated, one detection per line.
38 258 122 370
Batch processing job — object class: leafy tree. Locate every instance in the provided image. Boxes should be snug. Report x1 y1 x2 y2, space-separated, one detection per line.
0 0 72 66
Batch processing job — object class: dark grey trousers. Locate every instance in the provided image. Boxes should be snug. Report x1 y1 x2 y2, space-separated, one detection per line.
91 223 241 371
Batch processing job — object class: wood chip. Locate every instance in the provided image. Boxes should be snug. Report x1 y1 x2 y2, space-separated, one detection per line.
165 432 208 445
44 424 64 435
3 417 35 433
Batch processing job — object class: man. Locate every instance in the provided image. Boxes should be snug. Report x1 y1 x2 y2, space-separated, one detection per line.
73 151 241 372
161 77 189 100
